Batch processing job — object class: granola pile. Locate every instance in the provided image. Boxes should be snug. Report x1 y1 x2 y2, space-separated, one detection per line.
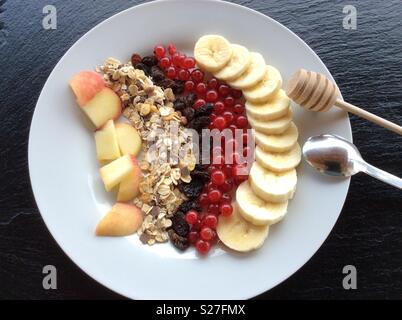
98 57 196 245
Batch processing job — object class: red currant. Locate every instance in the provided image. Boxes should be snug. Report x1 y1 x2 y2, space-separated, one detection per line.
207 203 219 214
212 116 227 130
195 239 211 255
233 103 245 114
223 111 234 125
159 57 170 69
220 203 233 216
205 90 218 102
212 154 225 167
232 164 249 183
154 45 165 59
236 115 248 128
192 219 202 231
228 124 238 134
167 43 176 55
183 57 196 69
231 89 243 99
218 84 230 98
213 101 225 115
222 164 233 177
209 113 217 122
199 193 210 207
208 189 222 203
207 78 219 89
204 215 218 229
178 69 190 81
243 146 252 157
200 227 214 241
193 98 206 109
171 53 181 67
188 231 198 244
224 96 235 108
221 193 232 203
184 80 195 92
191 69 204 83
166 66 176 79
220 179 234 192
195 82 207 95
211 169 226 186
185 210 198 224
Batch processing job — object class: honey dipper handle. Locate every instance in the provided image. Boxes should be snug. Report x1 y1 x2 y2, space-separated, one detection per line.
334 100 402 135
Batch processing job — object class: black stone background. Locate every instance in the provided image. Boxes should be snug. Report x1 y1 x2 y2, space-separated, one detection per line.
0 0 401 299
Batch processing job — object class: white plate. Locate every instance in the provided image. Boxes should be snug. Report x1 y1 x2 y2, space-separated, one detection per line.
29 0 351 299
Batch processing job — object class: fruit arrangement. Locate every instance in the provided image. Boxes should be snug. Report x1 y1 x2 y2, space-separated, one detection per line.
68 34 300 256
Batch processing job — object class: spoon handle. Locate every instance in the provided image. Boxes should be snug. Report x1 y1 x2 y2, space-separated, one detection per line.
360 162 402 190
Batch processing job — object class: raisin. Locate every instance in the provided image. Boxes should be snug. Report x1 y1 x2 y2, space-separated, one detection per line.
141 55 158 67
178 179 204 199
168 229 189 251
191 170 210 182
173 97 187 111
182 107 195 121
177 200 196 215
171 212 190 237
136 63 150 76
185 93 197 107
172 80 185 94
188 116 210 132
158 78 175 89
150 66 165 82
131 53 142 67
195 103 214 117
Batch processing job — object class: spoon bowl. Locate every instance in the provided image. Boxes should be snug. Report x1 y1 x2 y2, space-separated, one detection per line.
303 134 402 189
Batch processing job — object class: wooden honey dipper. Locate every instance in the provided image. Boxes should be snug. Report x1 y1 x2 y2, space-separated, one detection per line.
286 69 402 135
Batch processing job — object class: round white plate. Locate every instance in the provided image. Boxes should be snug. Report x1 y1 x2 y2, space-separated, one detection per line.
29 0 351 299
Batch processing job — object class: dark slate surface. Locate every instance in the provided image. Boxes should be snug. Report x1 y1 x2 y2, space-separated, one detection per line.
0 0 401 300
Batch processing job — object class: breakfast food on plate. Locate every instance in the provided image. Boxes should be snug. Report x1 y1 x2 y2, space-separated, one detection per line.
236 181 288 226
216 202 269 252
255 144 301 173
69 71 105 107
99 155 139 192
194 35 233 72
254 122 299 152
96 203 143 236
68 34 301 255
249 162 297 203
115 123 142 156
242 65 282 103
94 119 121 161
74 86 122 129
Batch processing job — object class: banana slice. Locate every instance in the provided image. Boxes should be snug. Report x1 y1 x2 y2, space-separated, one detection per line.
194 35 233 72
255 144 301 173
245 89 290 121
249 162 297 203
214 44 251 81
248 109 293 135
217 202 269 252
237 181 288 226
243 65 282 103
254 122 299 152
228 52 266 89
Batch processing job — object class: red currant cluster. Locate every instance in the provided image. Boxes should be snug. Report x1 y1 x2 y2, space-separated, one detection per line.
153 44 196 82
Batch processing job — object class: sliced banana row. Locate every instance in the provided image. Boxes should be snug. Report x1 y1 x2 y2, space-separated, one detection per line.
194 35 301 253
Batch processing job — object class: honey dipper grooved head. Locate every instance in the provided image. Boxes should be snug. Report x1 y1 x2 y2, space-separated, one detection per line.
286 69 339 112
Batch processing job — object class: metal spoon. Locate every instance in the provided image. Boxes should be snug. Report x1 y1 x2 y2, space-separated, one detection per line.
303 134 402 189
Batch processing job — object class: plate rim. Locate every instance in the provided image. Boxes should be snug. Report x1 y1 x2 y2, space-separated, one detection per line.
28 0 351 299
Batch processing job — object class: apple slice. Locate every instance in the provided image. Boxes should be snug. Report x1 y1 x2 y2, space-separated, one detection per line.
117 157 142 202
82 87 122 129
99 155 135 191
115 123 142 156
96 203 143 236
95 120 121 161
69 71 105 107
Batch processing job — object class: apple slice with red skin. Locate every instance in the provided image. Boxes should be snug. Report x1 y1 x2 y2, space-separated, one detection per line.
69 71 105 107
117 157 142 202
96 203 143 236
